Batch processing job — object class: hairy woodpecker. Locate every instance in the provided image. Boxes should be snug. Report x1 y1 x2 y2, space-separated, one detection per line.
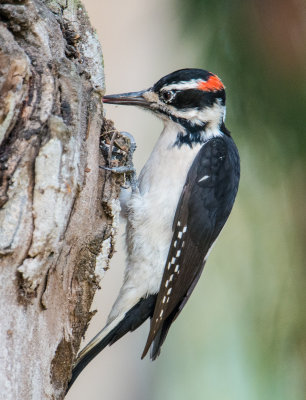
67 68 240 392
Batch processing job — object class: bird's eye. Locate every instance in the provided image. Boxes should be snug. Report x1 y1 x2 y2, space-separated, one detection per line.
161 90 174 102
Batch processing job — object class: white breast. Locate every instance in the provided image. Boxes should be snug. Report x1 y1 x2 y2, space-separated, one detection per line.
107 121 201 321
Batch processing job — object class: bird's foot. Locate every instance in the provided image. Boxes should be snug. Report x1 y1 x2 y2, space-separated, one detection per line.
100 130 138 193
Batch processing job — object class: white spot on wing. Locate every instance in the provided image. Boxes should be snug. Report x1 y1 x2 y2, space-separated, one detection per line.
183 226 187 233
178 231 183 239
167 288 172 295
175 265 180 273
198 175 210 183
176 250 181 257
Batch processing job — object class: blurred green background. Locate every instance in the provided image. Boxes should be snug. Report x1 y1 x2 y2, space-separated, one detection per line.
68 1 306 399
153 1 306 399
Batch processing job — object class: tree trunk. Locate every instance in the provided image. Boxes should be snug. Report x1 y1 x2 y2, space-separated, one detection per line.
0 1 122 398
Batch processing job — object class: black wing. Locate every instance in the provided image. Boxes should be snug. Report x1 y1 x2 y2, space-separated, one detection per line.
142 136 240 359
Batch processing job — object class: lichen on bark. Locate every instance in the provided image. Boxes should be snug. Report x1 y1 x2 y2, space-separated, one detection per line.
0 1 124 398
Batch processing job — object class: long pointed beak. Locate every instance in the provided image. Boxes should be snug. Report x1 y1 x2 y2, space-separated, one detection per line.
103 89 151 109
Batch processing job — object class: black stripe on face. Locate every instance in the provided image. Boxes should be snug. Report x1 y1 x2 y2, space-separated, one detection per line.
171 89 225 110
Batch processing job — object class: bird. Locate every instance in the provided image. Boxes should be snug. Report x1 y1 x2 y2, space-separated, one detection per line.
67 68 240 392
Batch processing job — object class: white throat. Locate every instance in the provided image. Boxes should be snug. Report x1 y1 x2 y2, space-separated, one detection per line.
169 101 225 130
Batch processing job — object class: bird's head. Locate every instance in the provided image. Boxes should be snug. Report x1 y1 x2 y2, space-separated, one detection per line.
103 69 226 132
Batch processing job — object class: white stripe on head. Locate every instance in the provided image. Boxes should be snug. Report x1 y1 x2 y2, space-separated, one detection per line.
161 79 203 92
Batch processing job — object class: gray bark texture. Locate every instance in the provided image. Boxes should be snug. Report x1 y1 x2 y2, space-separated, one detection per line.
0 1 125 398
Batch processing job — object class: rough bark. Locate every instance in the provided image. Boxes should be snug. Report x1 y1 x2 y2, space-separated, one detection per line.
0 1 124 398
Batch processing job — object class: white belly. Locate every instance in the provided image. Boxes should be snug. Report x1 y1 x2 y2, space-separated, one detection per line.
107 121 201 322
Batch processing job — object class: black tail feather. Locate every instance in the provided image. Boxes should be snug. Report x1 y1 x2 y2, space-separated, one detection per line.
149 264 206 361
150 310 176 360
66 294 156 394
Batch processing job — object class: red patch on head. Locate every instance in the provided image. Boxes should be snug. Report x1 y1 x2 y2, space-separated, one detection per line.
197 75 224 92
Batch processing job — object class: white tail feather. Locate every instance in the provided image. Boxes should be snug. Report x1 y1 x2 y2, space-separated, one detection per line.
75 312 126 366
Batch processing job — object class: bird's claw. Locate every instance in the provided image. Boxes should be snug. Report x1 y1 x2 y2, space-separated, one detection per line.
99 165 135 174
100 131 138 193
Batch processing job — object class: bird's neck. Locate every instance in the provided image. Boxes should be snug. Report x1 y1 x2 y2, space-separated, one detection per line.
162 119 229 150
163 102 229 148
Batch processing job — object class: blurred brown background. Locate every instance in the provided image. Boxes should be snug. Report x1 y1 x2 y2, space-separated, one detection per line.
67 1 306 399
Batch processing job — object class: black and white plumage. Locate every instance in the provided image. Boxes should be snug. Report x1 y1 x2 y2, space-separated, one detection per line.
67 68 240 392
142 135 239 359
